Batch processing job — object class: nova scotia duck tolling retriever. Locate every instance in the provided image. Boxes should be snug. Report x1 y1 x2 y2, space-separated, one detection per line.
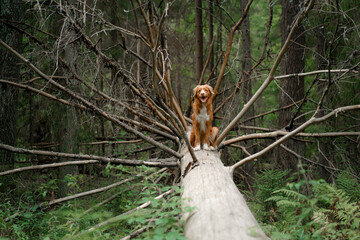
190 84 218 151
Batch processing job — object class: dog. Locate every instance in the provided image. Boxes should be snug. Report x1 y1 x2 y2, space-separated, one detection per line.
190 84 218 151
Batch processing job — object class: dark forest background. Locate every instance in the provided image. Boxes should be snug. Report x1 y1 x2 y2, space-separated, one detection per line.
1 0 359 239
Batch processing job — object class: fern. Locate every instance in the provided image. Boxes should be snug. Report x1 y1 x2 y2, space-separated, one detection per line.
271 188 307 201
266 179 360 240
336 171 360 201
250 169 292 224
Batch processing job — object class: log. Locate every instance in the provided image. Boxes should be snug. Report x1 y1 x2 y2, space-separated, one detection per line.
181 150 268 240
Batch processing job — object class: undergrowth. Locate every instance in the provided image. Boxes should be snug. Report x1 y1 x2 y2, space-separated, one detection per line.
250 169 360 240
0 165 185 239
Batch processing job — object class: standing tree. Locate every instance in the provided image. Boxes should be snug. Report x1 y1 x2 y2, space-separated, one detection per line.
0 0 22 170
195 0 204 82
0 0 359 239
277 0 306 171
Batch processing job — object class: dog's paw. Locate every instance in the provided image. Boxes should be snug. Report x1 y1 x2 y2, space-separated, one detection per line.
209 146 216 151
203 144 210 151
193 145 201 151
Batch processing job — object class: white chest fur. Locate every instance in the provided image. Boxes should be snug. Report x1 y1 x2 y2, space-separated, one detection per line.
195 104 210 132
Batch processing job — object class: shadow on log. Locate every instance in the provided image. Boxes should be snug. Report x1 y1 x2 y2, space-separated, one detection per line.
181 149 269 240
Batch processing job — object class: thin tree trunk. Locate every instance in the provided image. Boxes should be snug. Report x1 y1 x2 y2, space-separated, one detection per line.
195 0 204 83
0 0 22 170
58 1 79 197
208 0 214 71
239 0 255 178
216 0 222 75
315 15 331 180
241 0 254 125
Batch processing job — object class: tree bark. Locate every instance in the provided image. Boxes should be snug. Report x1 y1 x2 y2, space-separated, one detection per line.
58 1 80 197
315 11 331 180
277 0 306 171
208 0 214 71
195 0 204 83
181 150 268 240
240 0 254 125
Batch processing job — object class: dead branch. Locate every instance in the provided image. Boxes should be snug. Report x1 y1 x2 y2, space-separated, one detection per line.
217 0 315 144
230 104 360 173
0 79 87 110
0 143 178 169
220 131 360 148
274 69 358 80
241 100 303 124
0 160 99 176
81 139 143 146
121 227 148 240
45 174 149 207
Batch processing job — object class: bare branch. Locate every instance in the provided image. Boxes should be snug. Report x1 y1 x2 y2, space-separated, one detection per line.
220 131 360 148
230 104 360 173
121 227 148 240
0 160 99 176
45 172 150 207
274 69 358 80
0 143 178 170
0 79 87 110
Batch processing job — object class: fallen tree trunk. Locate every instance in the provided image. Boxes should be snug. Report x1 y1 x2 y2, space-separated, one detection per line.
181 150 268 240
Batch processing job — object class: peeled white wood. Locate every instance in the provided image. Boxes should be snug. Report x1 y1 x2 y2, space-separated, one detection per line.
181 150 268 240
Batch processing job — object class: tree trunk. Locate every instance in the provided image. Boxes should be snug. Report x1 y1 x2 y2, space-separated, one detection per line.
208 0 214 71
0 0 22 170
315 16 331 180
58 1 79 197
241 0 254 124
277 0 306 171
195 0 204 83
238 0 256 179
181 150 268 240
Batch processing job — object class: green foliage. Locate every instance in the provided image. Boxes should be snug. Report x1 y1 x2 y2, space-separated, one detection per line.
336 171 360 201
129 186 186 240
0 165 185 239
250 169 292 223
263 179 360 240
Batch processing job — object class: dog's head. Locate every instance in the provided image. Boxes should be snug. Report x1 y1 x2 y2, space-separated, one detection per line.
193 84 214 103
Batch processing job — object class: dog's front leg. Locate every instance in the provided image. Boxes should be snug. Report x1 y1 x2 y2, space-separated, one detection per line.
202 124 212 151
209 127 218 151
203 134 210 150
193 124 201 151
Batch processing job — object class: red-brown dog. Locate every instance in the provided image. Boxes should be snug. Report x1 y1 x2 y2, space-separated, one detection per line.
190 84 218 151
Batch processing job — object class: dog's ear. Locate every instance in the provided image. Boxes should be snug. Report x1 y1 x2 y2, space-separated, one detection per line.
206 84 214 95
193 85 199 97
